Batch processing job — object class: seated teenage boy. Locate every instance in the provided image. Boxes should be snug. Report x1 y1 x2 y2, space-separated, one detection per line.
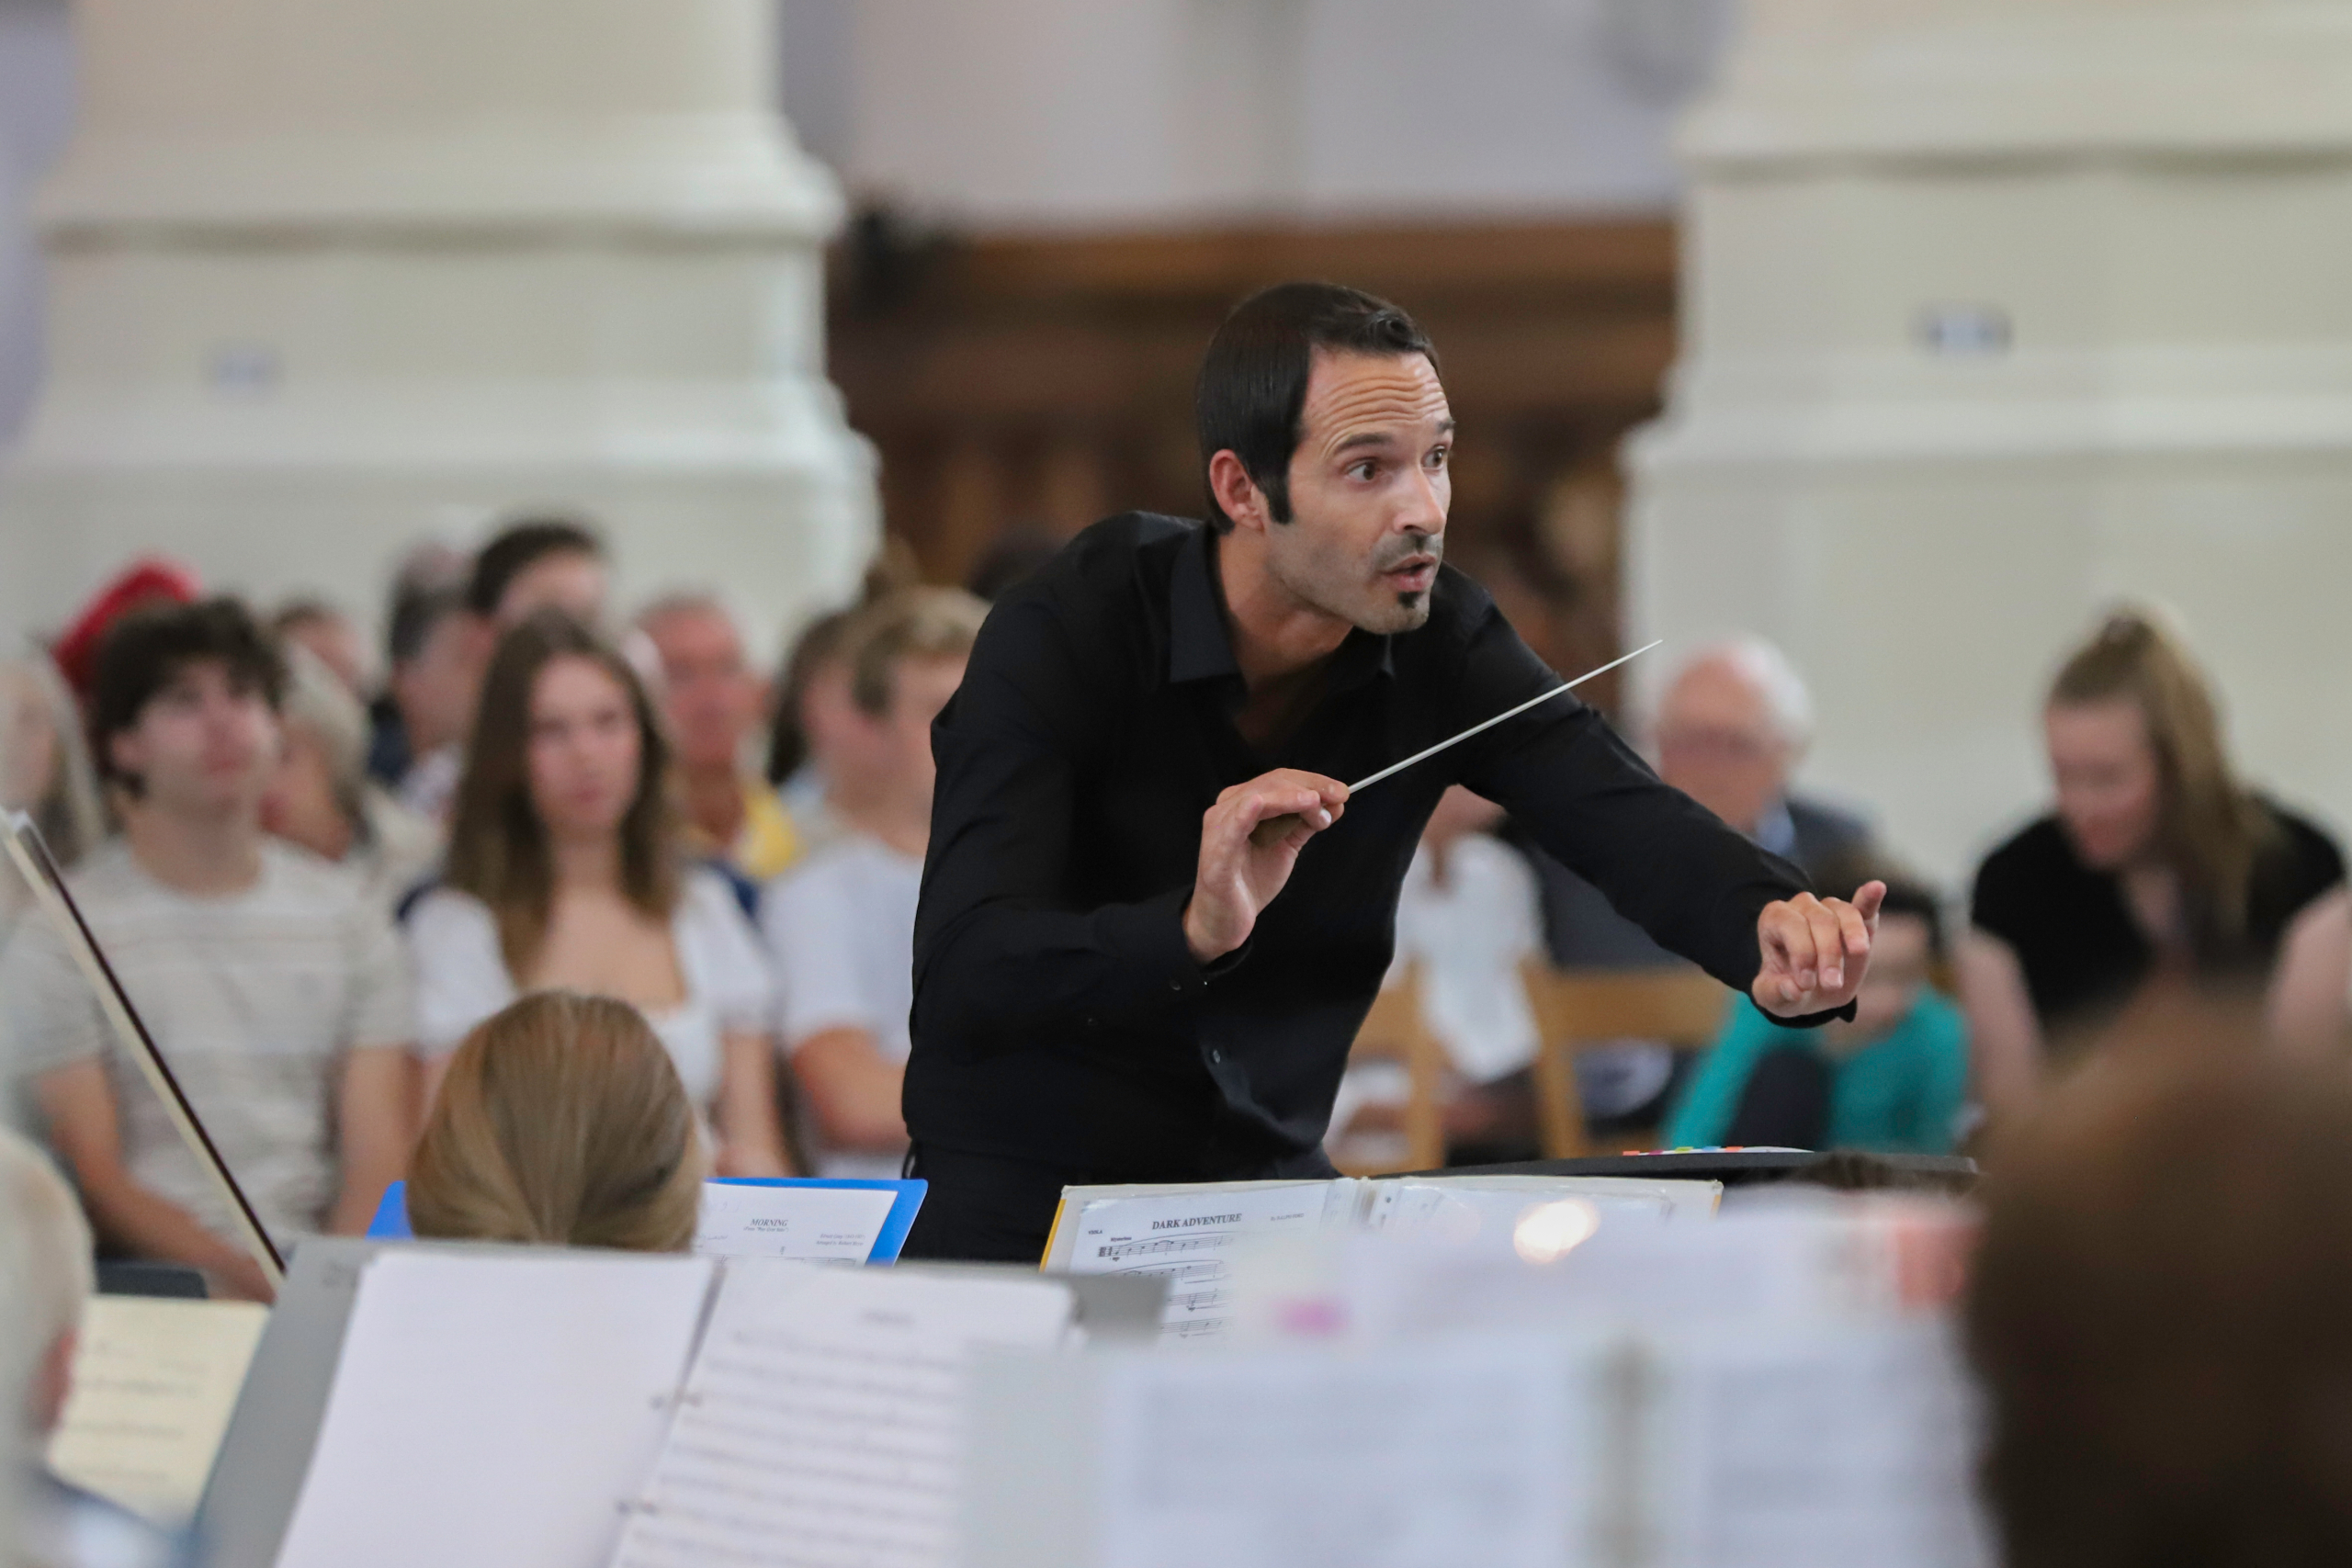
0 599 415 1300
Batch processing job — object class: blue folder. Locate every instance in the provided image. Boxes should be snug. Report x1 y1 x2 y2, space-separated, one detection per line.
365 1177 925 1265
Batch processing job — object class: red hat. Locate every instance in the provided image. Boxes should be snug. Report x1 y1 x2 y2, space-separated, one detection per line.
50 558 204 699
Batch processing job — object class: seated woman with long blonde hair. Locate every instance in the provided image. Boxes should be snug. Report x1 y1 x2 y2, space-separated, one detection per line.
409 991 704 1251
1962 611 2348 1116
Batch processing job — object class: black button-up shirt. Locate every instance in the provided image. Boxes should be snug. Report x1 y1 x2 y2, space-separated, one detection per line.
907 513 1816 1179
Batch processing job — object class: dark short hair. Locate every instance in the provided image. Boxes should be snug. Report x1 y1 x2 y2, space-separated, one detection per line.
464 517 605 617
1194 282 1437 535
386 581 467 667
90 597 286 795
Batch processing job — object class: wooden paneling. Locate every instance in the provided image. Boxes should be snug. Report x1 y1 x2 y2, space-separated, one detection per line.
825 215 1679 706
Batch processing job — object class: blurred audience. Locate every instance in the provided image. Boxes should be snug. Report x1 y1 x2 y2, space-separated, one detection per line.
1969 1029 2352 1568
1526 635 1879 1132
1653 637 1871 872
1962 611 2347 1118
408 991 705 1252
260 643 441 909
1663 873 1966 1155
407 612 788 1176
371 580 476 814
0 656 106 874
46 559 201 707
0 600 415 1301
268 597 368 700
1333 785 1546 1162
396 517 612 821
366 541 469 785
762 588 984 1179
763 608 854 829
636 593 801 886
464 517 609 630
0 1131 183 1568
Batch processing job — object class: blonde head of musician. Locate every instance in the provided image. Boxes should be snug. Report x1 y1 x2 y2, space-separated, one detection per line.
409 990 706 1252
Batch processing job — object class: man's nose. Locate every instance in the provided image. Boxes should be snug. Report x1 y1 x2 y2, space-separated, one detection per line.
1397 467 1447 536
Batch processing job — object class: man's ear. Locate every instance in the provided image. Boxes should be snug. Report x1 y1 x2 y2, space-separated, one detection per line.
1208 450 1272 536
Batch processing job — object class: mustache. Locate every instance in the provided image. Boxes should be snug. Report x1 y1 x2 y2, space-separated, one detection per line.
1374 534 1442 573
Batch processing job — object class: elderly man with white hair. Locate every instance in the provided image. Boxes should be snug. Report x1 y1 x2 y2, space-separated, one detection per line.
0 1130 181 1565
1649 637 1871 878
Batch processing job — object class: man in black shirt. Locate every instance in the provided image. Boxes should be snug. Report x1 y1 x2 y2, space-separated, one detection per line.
902 283 1883 1262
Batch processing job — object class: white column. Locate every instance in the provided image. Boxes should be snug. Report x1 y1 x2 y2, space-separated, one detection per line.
1627 0 2352 881
0 0 874 660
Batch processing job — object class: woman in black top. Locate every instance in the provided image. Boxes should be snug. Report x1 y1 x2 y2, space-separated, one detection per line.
1963 612 2347 1114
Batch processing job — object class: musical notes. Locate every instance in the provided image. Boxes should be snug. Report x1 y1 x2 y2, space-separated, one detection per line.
609 1261 1073 1568
1055 1182 1351 1344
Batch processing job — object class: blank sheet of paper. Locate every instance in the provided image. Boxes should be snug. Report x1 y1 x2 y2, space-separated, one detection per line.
1096 1332 1595 1568
270 1250 715 1568
609 1260 1073 1568
47 1295 268 1527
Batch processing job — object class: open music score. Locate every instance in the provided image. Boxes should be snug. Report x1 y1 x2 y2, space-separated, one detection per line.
610 1262 1073 1568
1090 1233 1231 1265
1047 1182 1356 1343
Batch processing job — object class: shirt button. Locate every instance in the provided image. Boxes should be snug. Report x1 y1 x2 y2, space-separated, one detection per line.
1208 1049 1224 1064
1169 978 1186 992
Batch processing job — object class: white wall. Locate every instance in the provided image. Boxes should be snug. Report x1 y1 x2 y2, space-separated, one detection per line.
0 0 1733 446
0 0 71 442
830 0 1733 226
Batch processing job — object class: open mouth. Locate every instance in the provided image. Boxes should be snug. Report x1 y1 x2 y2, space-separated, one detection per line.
1383 558 1438 592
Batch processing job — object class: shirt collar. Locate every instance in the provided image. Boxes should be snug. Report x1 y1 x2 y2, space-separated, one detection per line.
1166 523 1398 689
1168 523 1239 684
1754 796 1796 859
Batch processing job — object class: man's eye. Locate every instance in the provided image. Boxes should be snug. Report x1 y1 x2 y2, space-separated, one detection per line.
1427 446 1450 469
1349 460 1378 481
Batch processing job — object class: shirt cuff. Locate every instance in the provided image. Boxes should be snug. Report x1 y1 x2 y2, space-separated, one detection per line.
1762 1000 1859 1030
1093 886 1250 1000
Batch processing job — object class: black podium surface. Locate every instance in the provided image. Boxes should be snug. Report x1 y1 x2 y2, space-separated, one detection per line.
1413 1149 1977 1189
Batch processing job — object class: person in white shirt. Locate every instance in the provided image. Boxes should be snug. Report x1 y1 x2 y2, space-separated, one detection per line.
763 588 986 1179
1332 784 1545 1158
0 599 416 1302
404 611 789 1176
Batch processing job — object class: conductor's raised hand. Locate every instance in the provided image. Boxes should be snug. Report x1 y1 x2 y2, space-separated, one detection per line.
1182 770 1349 964
1752 880 1885 1020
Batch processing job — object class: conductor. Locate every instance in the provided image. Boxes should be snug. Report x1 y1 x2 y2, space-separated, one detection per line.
900 283 1883 1262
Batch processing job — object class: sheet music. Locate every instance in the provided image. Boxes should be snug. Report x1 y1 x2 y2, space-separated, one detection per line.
610 1260 1073 1568
1056 1182 1353 1343
45 1295 268 1527
693 1182 897 1262
1096 1331 1597 1568
1646 1319 1992 1568
270 1250 715 1568
1363 1176 1720 1244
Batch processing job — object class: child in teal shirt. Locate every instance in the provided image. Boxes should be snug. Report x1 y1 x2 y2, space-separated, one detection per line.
1664 878 1967 1155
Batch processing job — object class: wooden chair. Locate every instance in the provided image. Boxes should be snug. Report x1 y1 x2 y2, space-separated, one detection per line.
1520 963 1732 1158
1332 964 1449 1176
